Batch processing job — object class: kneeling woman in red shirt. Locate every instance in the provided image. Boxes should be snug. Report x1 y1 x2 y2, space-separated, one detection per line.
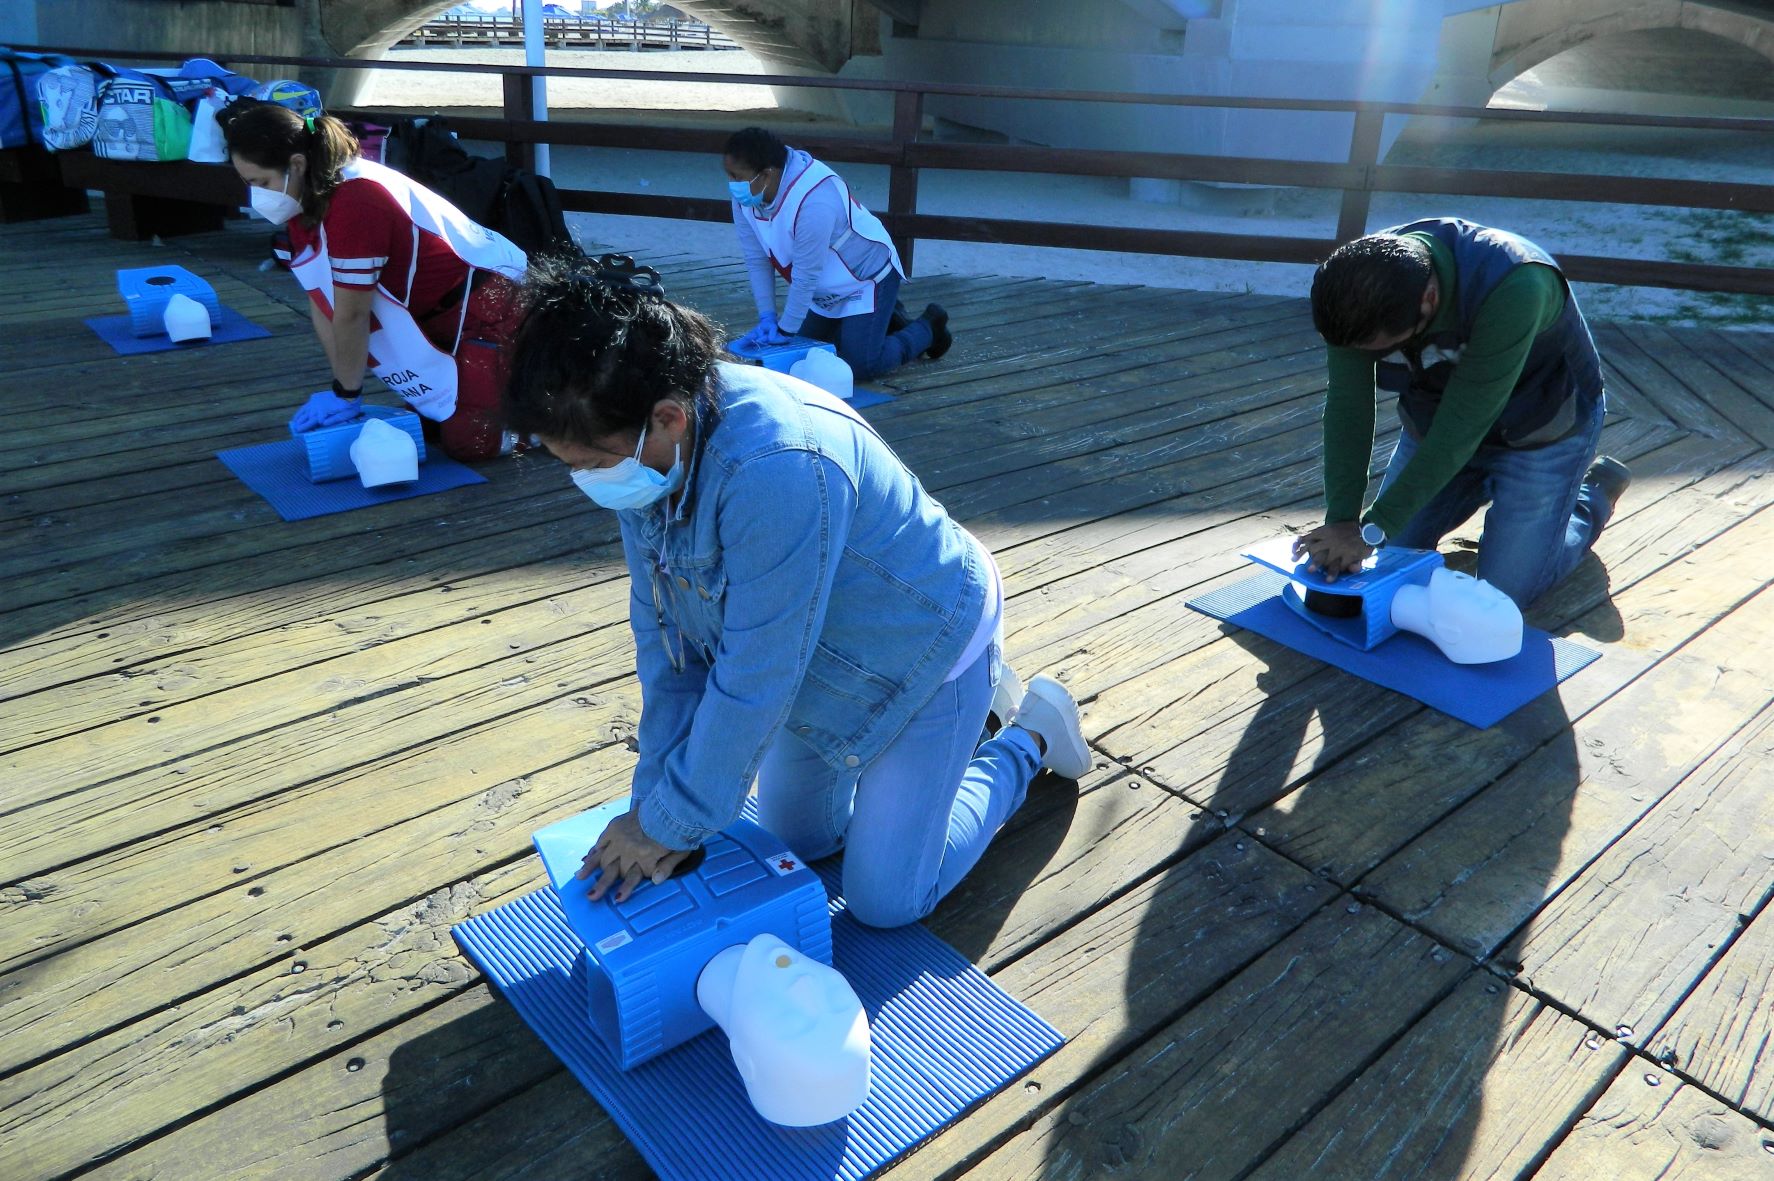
221 100 529 459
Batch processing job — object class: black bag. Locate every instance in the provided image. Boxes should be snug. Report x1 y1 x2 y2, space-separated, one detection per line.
386 116 577 259
496 167 577 259
384 116 506 227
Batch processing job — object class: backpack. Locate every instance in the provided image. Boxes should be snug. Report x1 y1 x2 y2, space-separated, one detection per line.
2 47 74 148
36 63 118 151
251 78 323 120
92 73 195 162
496 168 577 259
384 116 506 227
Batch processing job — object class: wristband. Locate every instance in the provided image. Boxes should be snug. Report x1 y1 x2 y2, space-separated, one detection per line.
331 379 363 400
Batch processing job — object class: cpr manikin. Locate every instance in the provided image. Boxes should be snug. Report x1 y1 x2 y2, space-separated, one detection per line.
1389 567 1523 665
697 932 872 1126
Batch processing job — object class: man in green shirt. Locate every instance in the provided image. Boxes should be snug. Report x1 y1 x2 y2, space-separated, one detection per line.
1294 218 1631 608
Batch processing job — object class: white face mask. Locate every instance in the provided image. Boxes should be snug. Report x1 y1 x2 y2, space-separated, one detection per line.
569 425 685 511
249 170 303 225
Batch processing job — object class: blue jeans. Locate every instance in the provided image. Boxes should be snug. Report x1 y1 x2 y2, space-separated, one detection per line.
1379 392 1611 608
800 273 933 381
756 643 1041 928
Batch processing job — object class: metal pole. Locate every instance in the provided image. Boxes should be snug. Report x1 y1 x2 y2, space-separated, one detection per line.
521 0 552 176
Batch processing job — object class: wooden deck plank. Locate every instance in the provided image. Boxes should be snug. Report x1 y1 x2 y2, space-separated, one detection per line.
0 505 600 707
966 907 1467 1179
1360 580 1774 960
1653 833 1774 1125
0 463 568 650
1253 455 1774 884
0 585 635 886
1633 324 1774 449
1504 701 1774 1048
1705 325 1774 417
1245 973 1628 1181
1530 1069 1774 1181
1591 323 1743 440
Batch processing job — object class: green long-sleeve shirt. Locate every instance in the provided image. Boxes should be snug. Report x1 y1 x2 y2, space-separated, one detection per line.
1322 233 1566 535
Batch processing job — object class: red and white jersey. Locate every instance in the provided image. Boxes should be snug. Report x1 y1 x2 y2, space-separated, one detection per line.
281 158 526 317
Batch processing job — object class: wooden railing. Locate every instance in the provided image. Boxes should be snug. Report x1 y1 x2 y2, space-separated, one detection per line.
19 44 1774 293
398 15 739 52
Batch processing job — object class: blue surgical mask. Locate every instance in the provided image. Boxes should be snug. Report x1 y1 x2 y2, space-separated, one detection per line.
728 171 765 209
569 425 685 511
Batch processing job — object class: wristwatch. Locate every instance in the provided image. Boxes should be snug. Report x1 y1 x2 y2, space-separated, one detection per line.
1360 520 1386 547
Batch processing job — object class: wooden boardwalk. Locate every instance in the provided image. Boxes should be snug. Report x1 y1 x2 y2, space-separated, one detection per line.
4 212 1774 1181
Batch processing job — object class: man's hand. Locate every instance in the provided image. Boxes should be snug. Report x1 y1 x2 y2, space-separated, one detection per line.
575 809 695 904
1293 520 1372 581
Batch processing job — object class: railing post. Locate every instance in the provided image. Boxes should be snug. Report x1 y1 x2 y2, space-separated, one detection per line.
888 88 924 274
503 72 536 172
1335 106 1385 245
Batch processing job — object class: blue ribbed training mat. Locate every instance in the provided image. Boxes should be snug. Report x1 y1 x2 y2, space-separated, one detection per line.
1188 570 1600 729
86 307 272 355
453 876 1063 1181
217 438 486 521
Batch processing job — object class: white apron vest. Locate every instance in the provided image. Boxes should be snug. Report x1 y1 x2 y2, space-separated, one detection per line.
741 157 902 321
286 159 527 421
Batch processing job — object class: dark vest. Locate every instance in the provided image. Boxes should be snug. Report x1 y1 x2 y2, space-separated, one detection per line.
1377 218 1604 449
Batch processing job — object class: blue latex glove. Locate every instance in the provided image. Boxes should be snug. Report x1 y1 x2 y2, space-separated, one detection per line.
738 312 785 350
288 390 364 435
759 322 794 346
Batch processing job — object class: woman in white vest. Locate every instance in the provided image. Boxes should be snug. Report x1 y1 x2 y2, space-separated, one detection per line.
723 127 951 380
221 100 529 459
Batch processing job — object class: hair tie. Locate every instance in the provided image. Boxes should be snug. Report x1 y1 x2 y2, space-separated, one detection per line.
588 253 665 297
303 114 316 134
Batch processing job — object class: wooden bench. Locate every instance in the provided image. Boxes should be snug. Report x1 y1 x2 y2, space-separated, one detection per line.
54 152 243 239
0 145 89 222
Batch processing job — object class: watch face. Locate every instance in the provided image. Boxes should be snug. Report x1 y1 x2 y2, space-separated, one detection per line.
1361 523 1384 545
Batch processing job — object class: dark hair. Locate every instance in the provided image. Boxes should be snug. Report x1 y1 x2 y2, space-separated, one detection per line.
219 99 359 223
723 126 788 173
1310 233 1434 347
503 254 724 446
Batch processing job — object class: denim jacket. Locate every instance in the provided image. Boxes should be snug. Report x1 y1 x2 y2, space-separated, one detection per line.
617 362 988 849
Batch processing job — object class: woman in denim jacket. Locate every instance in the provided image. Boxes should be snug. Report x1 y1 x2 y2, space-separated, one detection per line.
502 256 1090 927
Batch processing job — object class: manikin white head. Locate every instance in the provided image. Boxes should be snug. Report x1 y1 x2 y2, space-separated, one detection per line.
1389 567 1523 664
696 932 871 1126
349 417 419 488
788 348 853 402
162 294 212 343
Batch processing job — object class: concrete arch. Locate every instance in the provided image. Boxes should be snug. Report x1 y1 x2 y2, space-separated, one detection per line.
1488 0 1774 89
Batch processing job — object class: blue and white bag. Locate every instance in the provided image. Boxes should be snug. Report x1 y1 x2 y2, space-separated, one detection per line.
92 73 194 162
2 47 75 148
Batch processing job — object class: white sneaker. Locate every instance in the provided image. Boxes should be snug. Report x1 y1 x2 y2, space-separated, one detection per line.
989 659 1024 731
1015 674 1092 780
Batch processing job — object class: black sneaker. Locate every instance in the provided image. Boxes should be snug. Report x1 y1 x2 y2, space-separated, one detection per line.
1585 455 1631 514
887 300 910 335
920 303 952 360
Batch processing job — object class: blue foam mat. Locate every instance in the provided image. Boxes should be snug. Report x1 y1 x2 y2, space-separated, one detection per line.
86 306 272 355
1188 570 1600 728
453 864 1063 1181
217 438 486 521
847 389 894 410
